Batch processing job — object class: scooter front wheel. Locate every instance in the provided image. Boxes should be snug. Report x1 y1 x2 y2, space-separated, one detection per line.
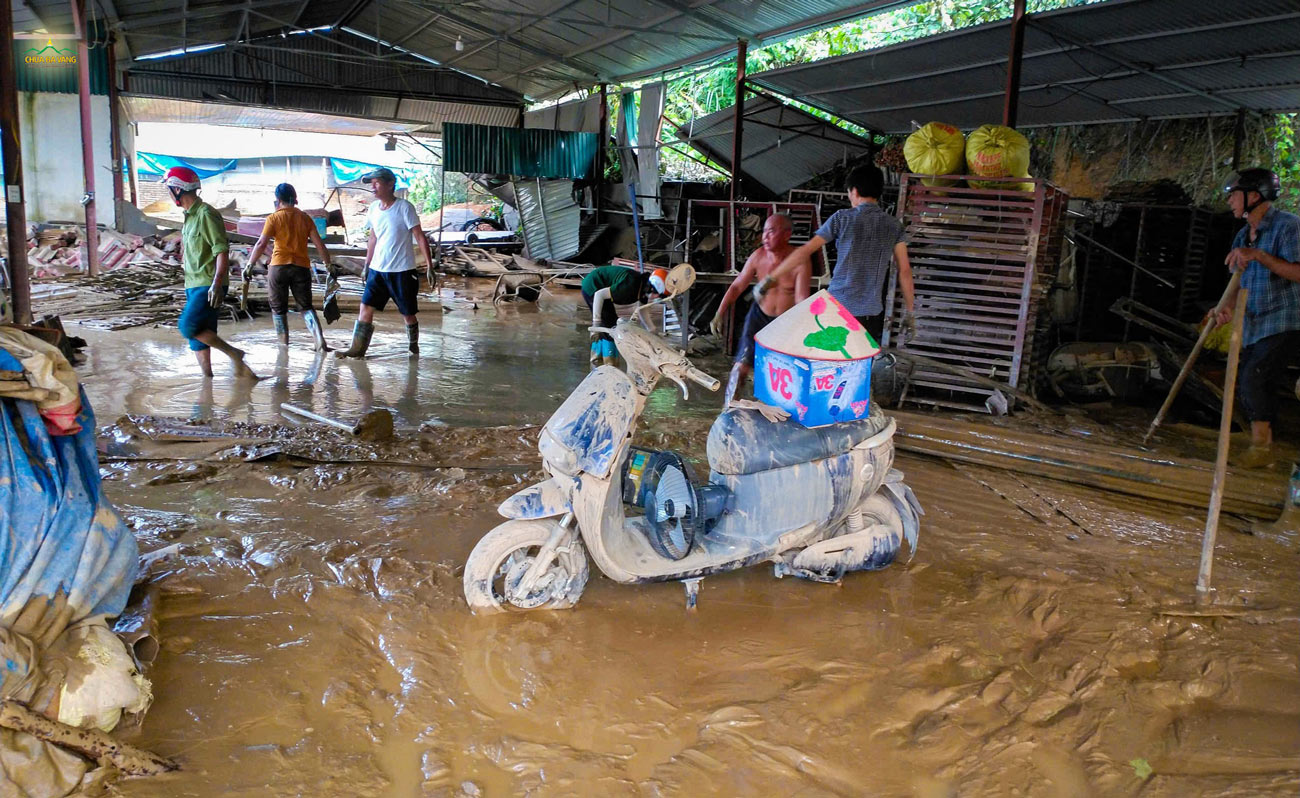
463 520 590 614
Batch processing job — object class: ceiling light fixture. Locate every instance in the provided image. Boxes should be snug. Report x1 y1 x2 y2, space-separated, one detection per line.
455 35 464 52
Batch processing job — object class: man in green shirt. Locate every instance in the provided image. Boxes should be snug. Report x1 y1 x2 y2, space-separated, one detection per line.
163 167 258 380
580 265 665 367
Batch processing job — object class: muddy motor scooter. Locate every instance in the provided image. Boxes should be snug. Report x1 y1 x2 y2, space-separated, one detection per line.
462 267 921 613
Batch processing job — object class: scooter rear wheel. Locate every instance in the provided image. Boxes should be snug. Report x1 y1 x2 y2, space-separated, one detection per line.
463 520 590 614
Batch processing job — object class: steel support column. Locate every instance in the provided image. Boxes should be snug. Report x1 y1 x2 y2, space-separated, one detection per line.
597 83 608 223
1231 107 1246 169
72 0 99 276
1002 0 1027 128
108 39 125 231
729 39 747 204
0 0 30 323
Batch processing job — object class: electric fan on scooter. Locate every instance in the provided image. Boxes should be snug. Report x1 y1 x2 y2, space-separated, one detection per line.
625 450 728 561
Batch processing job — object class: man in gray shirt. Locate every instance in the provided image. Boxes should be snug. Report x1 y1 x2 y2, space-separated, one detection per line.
760 165 915 345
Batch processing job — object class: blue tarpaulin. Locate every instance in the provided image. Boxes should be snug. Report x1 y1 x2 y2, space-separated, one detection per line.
329 157 412 189
0 346 137 670
136 151 237 179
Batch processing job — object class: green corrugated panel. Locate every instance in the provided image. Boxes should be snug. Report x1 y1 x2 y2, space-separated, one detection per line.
443 123 597 180
14 34 110 95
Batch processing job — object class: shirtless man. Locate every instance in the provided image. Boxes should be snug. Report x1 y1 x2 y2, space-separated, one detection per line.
708 214 807 405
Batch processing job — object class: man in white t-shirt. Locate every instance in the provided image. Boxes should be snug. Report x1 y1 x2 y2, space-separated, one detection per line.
337 167 434 358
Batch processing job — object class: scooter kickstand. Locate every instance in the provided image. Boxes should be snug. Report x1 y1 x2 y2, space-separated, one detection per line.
682 578 703 610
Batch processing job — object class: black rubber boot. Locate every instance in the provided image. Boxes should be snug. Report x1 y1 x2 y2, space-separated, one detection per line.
272 313 289 345
336 320 374 358
406 322 419 356
303 310 330 351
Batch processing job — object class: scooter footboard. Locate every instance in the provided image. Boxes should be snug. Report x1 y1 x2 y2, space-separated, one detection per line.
882 470 922 563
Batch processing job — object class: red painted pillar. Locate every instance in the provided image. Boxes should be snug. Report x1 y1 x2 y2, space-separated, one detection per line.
729 38 748 204
1002 0 1027 128
0 0 31 322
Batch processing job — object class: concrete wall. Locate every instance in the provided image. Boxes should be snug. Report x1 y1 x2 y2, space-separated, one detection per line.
18 91 115 227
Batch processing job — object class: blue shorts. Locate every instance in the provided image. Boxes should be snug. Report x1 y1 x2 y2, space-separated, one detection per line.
362 269 420 316
178 286 220 351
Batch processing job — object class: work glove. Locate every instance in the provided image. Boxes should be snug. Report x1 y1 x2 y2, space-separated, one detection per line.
207 282 227 309
730 399 790 423
901 311 917 344
709 312 725 338
752 276 774 301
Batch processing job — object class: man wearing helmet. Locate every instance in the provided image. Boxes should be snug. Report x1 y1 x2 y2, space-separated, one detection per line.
1211 167 1300 468
580 264 666 368
163 166 259 380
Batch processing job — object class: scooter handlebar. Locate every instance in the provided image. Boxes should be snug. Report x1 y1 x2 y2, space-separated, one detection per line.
686 366 721 392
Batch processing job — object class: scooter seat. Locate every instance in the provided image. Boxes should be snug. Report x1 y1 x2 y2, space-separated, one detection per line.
706 406 890 476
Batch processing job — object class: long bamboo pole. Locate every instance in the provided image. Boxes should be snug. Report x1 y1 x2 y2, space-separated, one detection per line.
1196 289 1247 596
1143 270 1242 444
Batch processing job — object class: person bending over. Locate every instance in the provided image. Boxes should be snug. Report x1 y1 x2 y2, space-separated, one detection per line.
580 265 665 368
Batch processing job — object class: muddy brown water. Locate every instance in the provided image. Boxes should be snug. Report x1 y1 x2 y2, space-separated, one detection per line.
64 281 1298 796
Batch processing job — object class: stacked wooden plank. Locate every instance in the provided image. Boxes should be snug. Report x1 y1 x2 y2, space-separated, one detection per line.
883 175 1068 412
892 410 1283 519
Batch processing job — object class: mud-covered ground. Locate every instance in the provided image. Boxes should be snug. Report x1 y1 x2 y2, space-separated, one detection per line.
66 281 1298 797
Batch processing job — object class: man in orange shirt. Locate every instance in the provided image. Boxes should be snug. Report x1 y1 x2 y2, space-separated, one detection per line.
246 183 333 350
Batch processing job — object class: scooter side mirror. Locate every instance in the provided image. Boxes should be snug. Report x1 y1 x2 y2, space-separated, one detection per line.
662 263 695 297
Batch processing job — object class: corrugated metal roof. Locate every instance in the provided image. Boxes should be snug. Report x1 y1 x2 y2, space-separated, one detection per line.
443 123 598 180
123 32 521 105
122 79 520 134
749 0 1300 133
123 96 429 136
679 93 873 196
515 178 581 261
297 0 906 100
524 96 602 132
12 22 110 94
20 0 911 101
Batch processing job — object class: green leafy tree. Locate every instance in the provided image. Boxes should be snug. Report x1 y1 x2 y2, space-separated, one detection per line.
1267 113 1299 210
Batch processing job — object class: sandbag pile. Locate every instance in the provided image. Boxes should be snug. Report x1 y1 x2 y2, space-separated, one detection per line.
902 122 1034 191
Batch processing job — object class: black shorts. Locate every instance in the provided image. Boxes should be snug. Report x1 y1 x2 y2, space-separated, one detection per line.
1238 330 1300 425
735 302 778 365
362 269 420 316
854 313 885 345
268 264 314 314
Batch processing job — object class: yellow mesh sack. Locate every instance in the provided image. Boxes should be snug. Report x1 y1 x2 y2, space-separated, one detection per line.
903 122 966 187
967 124 1031 189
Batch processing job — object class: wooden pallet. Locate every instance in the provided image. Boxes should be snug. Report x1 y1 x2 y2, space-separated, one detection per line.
884 175 1069 412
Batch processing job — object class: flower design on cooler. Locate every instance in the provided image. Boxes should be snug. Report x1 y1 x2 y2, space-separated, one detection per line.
803 295 854 359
